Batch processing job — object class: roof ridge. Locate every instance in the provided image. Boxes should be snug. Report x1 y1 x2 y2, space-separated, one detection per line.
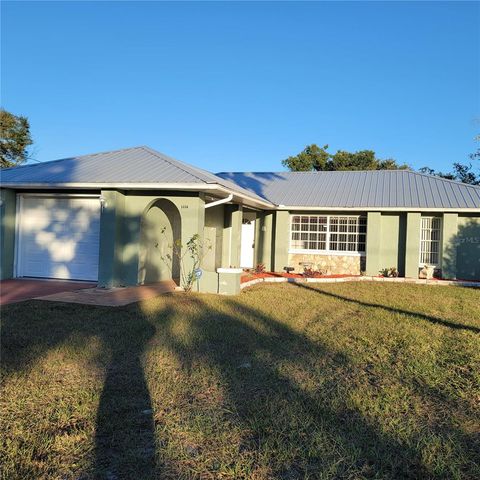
140 146 214 184
80 145 147 158
0 146 146 172
218 169 410 175
406 169 480 189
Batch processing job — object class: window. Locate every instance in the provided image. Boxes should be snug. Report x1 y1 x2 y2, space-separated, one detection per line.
420 217 441 265
290 215 367 253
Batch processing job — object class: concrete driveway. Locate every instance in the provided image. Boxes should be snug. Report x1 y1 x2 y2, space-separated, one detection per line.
0 279 95 306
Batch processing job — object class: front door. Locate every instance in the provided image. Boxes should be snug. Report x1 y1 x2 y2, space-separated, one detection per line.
240 213 256 268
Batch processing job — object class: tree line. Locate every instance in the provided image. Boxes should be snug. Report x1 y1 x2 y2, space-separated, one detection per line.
281 143 479 185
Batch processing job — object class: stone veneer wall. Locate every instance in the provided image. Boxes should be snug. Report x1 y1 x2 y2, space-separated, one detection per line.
288 253 366 275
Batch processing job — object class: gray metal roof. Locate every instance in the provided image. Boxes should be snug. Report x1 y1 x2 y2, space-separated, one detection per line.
216 170 480 209
2 147 479 210
0 146 269 205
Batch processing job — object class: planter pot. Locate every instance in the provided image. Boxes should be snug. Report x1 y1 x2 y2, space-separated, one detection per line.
419 265 435 280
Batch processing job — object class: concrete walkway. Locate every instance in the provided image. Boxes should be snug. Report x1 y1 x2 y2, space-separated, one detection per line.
35 280 178 307
0 279 95 306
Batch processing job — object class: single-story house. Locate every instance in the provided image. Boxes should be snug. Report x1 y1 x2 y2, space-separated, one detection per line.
1 146 479 293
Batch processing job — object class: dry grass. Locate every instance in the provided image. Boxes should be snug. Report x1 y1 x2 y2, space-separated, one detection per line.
1 282 479 479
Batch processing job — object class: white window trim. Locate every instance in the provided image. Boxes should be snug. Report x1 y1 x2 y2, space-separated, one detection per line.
288 214 367 256
418 216 442 268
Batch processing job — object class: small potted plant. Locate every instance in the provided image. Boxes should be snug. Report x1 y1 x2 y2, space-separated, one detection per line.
379 267 399 278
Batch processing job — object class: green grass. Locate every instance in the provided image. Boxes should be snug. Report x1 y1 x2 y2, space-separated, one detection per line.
1 282 479 479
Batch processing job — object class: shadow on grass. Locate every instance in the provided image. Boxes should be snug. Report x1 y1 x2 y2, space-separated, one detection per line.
150 296 430 478
292 282 480 334
2 286 479 478
1 302 158 480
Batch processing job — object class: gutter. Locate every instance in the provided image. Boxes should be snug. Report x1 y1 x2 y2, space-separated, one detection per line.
276 205 480 213
0 182 275 210
205 193 233 209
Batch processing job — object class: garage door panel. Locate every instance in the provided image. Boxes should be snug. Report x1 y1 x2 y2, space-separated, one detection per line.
17 196 100 281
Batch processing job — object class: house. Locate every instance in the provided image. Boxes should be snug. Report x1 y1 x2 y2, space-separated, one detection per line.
1 146 479 294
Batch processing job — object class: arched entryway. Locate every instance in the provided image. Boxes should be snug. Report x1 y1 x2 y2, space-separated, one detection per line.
138 199 181 285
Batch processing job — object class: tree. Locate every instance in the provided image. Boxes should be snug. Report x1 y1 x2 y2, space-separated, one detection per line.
329 150 378 171
282 144 408 172
0 109 33 168
419 134 480 185
281 144 330 171
160 231 212 292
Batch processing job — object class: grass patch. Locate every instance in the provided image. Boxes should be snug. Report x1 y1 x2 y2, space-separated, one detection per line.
1 282 479 479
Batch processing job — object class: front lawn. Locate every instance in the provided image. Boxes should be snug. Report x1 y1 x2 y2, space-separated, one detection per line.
1 283 479 479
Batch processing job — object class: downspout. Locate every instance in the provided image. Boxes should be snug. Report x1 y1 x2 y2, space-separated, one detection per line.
204 193 233 209
204 193 235 266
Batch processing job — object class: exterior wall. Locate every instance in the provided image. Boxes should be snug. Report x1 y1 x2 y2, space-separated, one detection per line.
0 189 16 280
366 212 406 276
98 190 126 287
288 253 365 275
196 270 219 294
380 213 406 274
222 204 242 268
455 215 480 280
97 191 206 288
405 212 421 278
365 212 381 275
441 213 458 279
204 205 224 271
272 210 289 272
4 185 478 287
254 211 273 271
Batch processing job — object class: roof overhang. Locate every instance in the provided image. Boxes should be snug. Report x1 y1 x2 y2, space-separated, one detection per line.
0 182 275 210
277 205 480 213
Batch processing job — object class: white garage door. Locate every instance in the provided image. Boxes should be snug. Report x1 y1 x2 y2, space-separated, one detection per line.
16 195 101 281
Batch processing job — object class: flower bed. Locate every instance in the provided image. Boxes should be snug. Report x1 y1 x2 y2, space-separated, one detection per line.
241 271 359 284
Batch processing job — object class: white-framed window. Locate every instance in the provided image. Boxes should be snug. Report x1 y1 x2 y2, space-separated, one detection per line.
420 217 442 266
290 215 367 254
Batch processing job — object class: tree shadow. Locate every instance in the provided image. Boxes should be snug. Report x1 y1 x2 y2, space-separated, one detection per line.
443 218 480 281
216 172 285 202
292 282 480 334
1 301 158 479
149 295 431 478
3 282 479 478
93 307 157 479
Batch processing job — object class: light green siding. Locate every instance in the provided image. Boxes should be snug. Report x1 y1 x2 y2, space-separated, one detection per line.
196 270 219 294
222 204 242 268
5 184 479 289
272 210 289 272
98 190 126 287
405 212 421 278
139 198 182 284
455 215 480 280
0 189 16 280
204 205 224 272
365 212 381 275
379 213 406 275
254 211 273 271
441 213 458 279
98 192 206 288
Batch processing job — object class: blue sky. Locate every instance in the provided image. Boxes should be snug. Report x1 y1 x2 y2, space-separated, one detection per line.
2 1 479 173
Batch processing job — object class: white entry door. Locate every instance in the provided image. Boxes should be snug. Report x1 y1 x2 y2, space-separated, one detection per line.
16 195 101 281
240 214 256 268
